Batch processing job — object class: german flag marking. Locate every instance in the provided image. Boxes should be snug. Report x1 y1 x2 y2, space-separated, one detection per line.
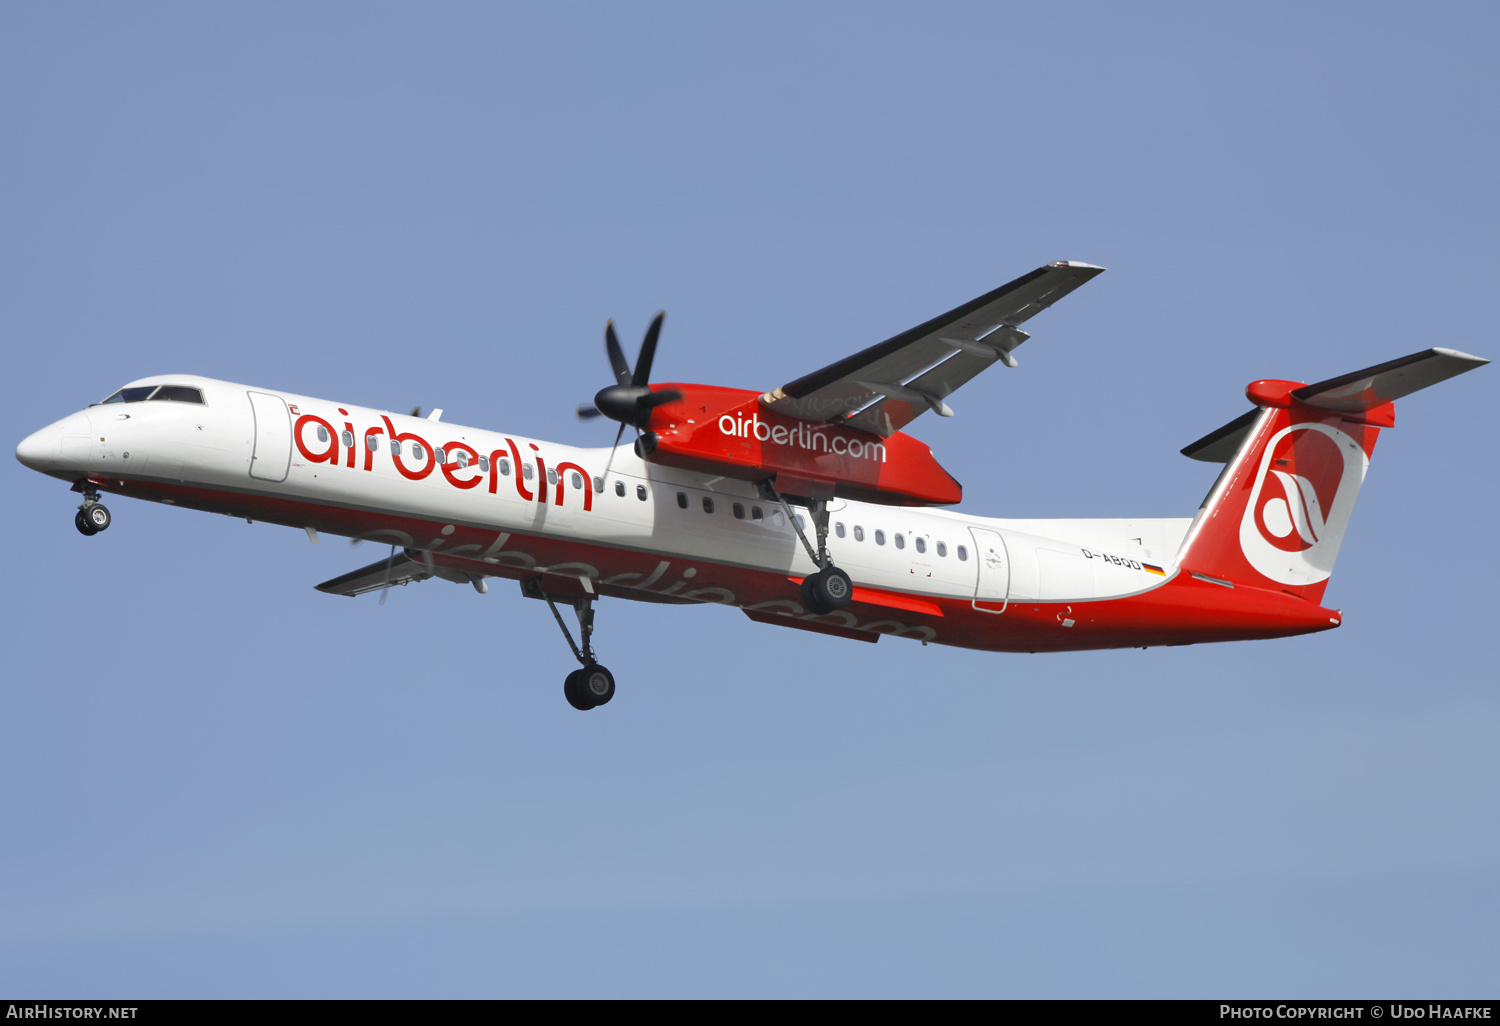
1143 563 1166 576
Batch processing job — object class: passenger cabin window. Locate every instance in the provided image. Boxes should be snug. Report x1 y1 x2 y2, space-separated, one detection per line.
875 530 886 546
316 425 329 443
547 468 557 485
434 447 446 464
835 522 846 538
456 451 469 469
636 484 648 501
615 481 626 497
593 476 604 492
479 456 490 473
676 491 689 509
772 510 785 527
732 503 745 520
571 472 583 491
702 497 714 514
793 514 804 530
915 537 926 554
854 526 865 542
148 385 204 404
894 533 905 550
498 459 511 476
411 444 426 462
341 430 354 448
751 506 764 522
957 545 968 561
937 541 947 557
523 463 534 480
366 434 379 452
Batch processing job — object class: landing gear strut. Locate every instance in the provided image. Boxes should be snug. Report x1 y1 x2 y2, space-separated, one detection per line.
72 483 111 537
530 582 616 711
766 487 853 616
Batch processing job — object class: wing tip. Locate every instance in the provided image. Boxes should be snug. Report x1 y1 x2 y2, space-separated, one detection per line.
1430 346 1490 366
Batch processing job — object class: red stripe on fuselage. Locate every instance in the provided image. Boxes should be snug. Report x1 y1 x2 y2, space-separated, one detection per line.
94 475 1340 653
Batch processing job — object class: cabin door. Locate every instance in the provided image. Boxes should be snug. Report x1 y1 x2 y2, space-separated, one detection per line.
247 391 292 482
968 527 1010 614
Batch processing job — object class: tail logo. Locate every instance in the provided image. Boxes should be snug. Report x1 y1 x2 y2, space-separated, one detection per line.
1252 428 1344 553
1239 422 1367 585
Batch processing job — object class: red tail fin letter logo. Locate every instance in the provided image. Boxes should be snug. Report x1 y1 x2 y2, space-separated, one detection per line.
1239 423 1367 586
1252 430 1344 552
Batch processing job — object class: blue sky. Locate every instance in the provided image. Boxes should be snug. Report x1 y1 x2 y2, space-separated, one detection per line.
2 2 1495 997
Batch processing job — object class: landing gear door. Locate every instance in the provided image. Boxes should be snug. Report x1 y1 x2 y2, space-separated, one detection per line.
969 526 1009 614
247 391 291 482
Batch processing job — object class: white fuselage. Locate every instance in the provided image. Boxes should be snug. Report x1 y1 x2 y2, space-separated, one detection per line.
19 374 1194 648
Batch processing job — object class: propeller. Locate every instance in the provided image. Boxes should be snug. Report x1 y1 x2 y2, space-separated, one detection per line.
576 312 681 431
378 543 396 605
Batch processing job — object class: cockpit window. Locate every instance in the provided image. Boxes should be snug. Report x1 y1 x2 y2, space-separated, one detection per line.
98 384 205 405
148 385 205 404
99 386 157 404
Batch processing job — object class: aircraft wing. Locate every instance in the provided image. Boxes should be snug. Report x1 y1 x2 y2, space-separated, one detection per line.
315 552 437 596
759 261 1105 437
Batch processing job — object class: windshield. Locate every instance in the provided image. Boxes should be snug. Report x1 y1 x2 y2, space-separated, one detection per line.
97 384 205 405
99 386 158 404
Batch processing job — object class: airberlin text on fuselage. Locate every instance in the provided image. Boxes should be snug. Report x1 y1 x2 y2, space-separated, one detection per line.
289 408 593 511
717 412 886 462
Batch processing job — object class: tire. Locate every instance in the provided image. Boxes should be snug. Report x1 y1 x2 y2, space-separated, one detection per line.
563 669 595 711
581 664 615 706
801 566 853 615
85 504 111 532
74 510 98 536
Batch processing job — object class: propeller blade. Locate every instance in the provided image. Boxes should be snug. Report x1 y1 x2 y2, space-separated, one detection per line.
601 421 628 480
576 404 603 421
632 311 666 387
378 543 396 605
605 321 632 386
639 388 682 410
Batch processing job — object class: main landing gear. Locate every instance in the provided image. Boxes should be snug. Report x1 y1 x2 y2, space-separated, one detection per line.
527 580 616 712
72 484 111 537
767 488 853 616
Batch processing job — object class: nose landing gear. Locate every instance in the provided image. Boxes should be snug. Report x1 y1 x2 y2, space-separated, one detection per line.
72 485 111 536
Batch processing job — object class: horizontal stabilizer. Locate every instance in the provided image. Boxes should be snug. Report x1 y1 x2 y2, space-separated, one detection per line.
1181 408 1261 463
1293 347 1489 414
315 552 435 596
1182 348 1488 463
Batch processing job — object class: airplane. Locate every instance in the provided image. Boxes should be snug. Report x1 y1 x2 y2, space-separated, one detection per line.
15 261 1489 711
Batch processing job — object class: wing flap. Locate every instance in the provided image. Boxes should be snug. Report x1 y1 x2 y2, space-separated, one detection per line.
743 608 880 642
315 552 436 596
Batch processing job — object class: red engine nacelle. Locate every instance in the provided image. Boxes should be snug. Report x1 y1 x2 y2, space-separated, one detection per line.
638 384 962 506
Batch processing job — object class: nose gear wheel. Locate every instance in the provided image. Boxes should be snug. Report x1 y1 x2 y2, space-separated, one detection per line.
72 483 110 536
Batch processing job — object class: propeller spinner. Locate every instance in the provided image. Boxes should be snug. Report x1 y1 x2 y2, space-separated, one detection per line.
576 312 681 433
